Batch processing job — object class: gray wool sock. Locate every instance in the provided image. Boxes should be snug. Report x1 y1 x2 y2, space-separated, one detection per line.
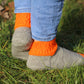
27 46 84 70
12 27 33 60
12 45 29 60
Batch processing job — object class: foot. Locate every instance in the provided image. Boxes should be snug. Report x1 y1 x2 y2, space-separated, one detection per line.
12 27 33 60
27 46 84 70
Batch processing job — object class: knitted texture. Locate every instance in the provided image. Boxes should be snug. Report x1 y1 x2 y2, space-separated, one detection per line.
14 13 31 30
12 27 33 60
80 54 84 57
27 46 84 70
29 38 58 56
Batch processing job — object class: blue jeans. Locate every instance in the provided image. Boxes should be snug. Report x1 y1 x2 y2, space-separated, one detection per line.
14 0 64 41
14 0 31 13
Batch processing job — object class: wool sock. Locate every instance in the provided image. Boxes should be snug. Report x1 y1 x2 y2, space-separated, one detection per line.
27 39 84 70
29 38 58 56
12 13 33 60
14 13 31 30
12 44 29 60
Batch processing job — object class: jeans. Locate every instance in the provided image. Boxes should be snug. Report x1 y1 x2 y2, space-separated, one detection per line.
14 0 64 41
14 0 31 13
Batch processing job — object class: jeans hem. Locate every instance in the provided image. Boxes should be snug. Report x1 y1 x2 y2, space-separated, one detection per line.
32 35 56 41
14 8 31 13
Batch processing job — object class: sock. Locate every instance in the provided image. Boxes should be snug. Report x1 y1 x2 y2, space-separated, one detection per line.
27 46 84 70
12 13 33 60
29 38 58 56
80 54 84 57
14 13 31 30
12 44 29 60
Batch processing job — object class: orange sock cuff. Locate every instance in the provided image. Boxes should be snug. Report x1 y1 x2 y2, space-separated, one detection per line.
79 53 84 57
14 13 31 30
29 38 58 56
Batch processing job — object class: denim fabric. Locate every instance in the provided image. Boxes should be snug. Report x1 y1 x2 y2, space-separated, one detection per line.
31 0 64 41
14 0 31 13
14 0 64 41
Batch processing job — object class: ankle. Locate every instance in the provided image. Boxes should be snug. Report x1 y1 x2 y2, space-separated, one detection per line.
14 13 31 30
29 38 58 56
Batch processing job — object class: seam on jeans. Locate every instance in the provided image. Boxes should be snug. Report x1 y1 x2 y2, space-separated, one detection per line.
32 33 56 39
14 8 31 13
15 8 31 10
32 34 56 41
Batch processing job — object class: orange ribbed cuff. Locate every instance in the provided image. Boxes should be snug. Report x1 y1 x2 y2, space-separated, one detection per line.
79 53 84 57
14 13 31 30
29 38 58 56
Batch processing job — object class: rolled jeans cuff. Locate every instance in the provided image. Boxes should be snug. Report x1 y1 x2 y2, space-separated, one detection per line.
32 34 57 41
14 0 31 13
14 8 31 13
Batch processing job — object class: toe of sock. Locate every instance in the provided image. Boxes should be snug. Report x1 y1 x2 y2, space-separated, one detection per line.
51 46 84 69
62 47 84 66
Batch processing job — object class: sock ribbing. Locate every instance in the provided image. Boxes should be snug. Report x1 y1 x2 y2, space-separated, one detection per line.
14 13 31 30
29 38 58 56
79 53 84 57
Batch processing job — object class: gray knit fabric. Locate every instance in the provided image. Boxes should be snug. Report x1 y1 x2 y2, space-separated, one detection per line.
27 46 84 70
12 46 29 60
12 27 33 60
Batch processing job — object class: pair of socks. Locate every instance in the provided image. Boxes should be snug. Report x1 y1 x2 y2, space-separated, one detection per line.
12 13 58 57
12 13 84 70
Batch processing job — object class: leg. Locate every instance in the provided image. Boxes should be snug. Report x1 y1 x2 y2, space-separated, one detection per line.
12 0 33 60
27 0 84 70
